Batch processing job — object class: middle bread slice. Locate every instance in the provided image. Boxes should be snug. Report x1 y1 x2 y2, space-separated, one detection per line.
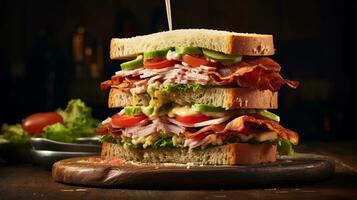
108 87 277 109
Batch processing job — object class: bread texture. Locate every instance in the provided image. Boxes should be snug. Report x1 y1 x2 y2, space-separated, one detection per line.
108 87 278 109
101 142 277 165
110 29 274 59
108 88 149 108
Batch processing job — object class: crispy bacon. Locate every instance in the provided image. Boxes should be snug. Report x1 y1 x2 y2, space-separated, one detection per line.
95 123 111 135
100 80 112 90
184 115 299 145
208 57 299 91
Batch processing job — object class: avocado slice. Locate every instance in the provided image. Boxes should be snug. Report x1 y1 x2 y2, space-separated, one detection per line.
175 47 202 55
142 106 154 116
191 104 227 113
202 49 242 63
257 110 280 122
124 106 143 116
120 55 143 70
143 48 173 60
277 139 294 155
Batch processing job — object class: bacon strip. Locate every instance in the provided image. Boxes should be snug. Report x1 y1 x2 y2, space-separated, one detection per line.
185 115 299 145
208 57 299 91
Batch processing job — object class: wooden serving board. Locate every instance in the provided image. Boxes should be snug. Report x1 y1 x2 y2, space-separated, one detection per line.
52 153 335 188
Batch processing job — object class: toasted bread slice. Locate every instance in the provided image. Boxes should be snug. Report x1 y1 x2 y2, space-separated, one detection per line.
110 29 274 59
101 142 277 165
108 87 278 109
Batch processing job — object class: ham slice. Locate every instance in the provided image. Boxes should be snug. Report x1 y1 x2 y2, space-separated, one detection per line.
96 117 186 139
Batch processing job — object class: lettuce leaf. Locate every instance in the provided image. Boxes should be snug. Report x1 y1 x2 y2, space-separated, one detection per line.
43 123 74 143
0 124 30 144
57 99 99 137
160 83 204 93
277 139 294 156
153 137 173 148
43 99 99 142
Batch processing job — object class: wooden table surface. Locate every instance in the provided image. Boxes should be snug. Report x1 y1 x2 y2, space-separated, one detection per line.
0 141 356 200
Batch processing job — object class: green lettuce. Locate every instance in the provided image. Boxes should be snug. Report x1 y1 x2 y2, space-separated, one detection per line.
0 124 30 144
159 83 204 93
153 137 173 148
43 99 99 142
277 139 294 156
43 123 74 143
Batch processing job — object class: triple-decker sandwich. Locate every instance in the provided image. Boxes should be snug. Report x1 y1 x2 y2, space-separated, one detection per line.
97 29 299 165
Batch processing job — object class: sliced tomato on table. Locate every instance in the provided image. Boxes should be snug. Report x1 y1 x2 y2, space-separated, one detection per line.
111 113 147 127
22 112 64 136
182 54 219 67
175 114 212 125
144 58 179 69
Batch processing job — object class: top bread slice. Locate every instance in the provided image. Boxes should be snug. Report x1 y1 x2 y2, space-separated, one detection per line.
110 29 275 59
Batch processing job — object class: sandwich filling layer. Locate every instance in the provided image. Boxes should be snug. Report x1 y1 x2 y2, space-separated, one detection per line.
96 106 298 156
101 48 298 94
98 47 299 157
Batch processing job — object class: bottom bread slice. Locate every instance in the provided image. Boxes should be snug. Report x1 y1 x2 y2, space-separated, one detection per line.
101 142 277 165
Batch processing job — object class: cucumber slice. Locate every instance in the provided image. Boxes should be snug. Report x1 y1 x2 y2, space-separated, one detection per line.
175 47 202 55
143 48 173 60
191 104 227 113
120 55 143 70
202 49 242 63
257 110 280 122
124 106 143 116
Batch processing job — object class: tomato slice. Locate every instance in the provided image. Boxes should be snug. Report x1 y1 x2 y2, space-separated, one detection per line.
22 112 64 136
182 54 218 67
175 114 212 124
111 114 147 127
144 58 179 69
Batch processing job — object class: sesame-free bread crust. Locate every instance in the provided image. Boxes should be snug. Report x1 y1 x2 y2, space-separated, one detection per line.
110 29 274 59
101 141 277 165
108 87 278 109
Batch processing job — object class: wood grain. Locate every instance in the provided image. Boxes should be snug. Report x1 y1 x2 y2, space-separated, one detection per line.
52 153 335 188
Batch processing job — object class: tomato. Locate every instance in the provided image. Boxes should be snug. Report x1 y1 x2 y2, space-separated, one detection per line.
22 112 64 136
144 58 179 69
175 114 212 124
111 114 147 127
182 54 218 67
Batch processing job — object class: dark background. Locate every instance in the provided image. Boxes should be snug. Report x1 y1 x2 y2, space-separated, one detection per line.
0 0 354 141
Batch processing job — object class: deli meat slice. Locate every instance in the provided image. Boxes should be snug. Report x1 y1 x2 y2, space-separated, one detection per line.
184 115 299 145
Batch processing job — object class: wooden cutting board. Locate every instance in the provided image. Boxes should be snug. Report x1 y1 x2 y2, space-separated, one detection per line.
52 153 335 188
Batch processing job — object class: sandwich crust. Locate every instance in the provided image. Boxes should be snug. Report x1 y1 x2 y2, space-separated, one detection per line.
110 29 274 59
108 87 278 109
101 141 277 165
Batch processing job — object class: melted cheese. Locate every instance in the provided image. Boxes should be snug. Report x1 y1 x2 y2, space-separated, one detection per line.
169 106 198 117
168 105 228 118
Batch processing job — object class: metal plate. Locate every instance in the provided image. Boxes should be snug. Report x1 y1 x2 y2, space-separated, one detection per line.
52 153 335 188
30 137 101 168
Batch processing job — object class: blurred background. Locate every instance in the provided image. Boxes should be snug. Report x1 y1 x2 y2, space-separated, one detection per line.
0 0 354 141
